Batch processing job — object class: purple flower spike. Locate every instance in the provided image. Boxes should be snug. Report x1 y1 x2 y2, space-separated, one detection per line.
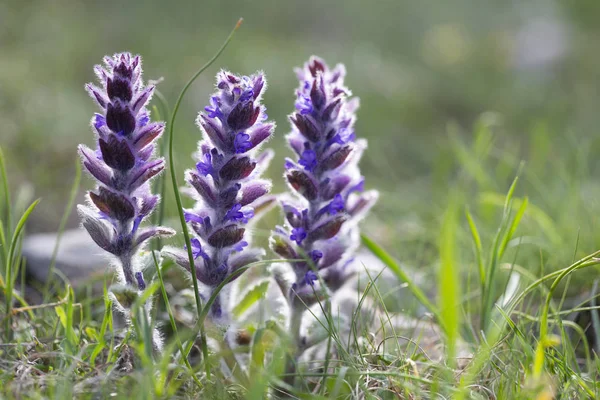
163 70 274 323
78 52 174 290
271 56 379 309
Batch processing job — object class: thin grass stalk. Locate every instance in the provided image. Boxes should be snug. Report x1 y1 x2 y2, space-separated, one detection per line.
151 252 203 389
167 18 242 369
151 91 171 249
283 306 303 387
0 147 12 236
4 199 40 339
533 252 600 382
481 174 522 333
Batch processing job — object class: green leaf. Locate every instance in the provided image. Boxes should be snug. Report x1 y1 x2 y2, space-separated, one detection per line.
55 306 68 329
246 327 270 398
439 198 461 366
250 328 267 371
4 198 39 339
479 192 560 246
325 367 352 398
232 280 270 318
85 326 98 341
498 196 528 259
465 208 485 287
0 146 12 236
481 174 520 332
6 199 40 279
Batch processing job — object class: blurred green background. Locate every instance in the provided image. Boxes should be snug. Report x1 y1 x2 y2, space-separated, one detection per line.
3 0 600 293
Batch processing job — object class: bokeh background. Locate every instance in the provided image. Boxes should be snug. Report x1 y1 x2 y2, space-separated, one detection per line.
3 0 600 295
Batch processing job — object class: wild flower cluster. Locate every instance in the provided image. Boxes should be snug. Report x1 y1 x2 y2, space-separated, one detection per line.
77 52 377 379
270 56 378 309
164 71 275 322
78 53 173 295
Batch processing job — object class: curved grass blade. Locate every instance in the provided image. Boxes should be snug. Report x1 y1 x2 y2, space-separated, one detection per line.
181 259 279 364
465 208 485 287
498 196 528 260
150 92 171 250
232 279 270 318
480 174 523 333
533 250 600 392
180 263 250 382
151 251 203 389
167 18 243 372
4 198 40 339
0 146 12 235
479 192 560 246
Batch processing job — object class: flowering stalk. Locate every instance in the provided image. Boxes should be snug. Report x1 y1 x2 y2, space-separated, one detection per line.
164 71 274 323
78 53 174 301
270 56 378 383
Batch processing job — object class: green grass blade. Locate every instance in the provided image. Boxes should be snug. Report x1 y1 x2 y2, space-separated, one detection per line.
479 192 560 246
497 196 528 260
151 92 171 250
481 174 519 333
151 251 203 389
439 200 461 367
590 280 600 355
503 175 519 215
533 251 600 381
0 146 12 235
0 219 6 275
4 198 40 339
232 279 270 318
465 208 485 287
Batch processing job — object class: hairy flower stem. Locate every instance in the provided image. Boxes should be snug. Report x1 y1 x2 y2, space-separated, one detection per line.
120 256 134 287
282 140 330 387
283 306 304 387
